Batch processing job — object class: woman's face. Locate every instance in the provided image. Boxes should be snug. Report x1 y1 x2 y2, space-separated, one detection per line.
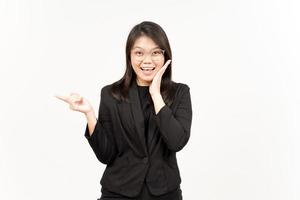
130 36 165 86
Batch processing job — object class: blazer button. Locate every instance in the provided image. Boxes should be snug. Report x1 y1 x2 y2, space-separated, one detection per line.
142 157 148 164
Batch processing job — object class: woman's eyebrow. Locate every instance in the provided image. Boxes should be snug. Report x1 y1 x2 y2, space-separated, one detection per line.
132 46 160 50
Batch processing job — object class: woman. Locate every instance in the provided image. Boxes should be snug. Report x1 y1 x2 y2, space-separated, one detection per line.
56 21 192 200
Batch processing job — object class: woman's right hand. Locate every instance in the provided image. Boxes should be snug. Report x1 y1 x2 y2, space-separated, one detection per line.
55 92 93 114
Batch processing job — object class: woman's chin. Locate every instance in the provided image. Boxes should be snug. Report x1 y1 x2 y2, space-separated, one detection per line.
137 76 153 85
139 74 154 81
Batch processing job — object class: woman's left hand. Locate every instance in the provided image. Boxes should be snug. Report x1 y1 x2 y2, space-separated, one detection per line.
149 59 171 97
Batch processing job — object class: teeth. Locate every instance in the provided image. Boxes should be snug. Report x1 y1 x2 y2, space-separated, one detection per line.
141 67 155 71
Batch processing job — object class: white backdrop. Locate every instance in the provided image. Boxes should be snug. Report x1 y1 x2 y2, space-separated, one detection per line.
0 0 299 199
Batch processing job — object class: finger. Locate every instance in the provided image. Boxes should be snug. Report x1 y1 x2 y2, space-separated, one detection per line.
77 96 83 102
69 102 78 111
157 59 171 76
161 59 172 72
72 96 83 104
163 59 172 68
69 93 82 102
54 94 70 103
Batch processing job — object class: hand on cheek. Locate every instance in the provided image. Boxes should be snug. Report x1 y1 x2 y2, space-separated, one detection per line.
149 59 171 96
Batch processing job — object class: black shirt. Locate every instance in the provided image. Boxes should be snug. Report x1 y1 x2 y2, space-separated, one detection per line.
137 85 152 146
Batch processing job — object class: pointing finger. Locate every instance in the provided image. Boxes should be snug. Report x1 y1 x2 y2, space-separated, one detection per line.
54 94 70 103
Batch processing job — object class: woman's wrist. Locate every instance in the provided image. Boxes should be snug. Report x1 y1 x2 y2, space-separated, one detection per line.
150 92 162 99
151 93 165 114
85 110 96 120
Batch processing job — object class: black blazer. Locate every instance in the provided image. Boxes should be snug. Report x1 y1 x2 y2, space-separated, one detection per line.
84 81 192 197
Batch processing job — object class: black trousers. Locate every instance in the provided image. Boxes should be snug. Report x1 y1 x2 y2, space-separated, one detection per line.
98 181 182 200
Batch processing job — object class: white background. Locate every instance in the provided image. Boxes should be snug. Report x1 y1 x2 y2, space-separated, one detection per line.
0 0 299 199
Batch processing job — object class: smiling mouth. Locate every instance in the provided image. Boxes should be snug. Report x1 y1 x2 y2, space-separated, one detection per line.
140 67 156 71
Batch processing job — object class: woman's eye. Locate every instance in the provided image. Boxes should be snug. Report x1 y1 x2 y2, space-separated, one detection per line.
135 51 143 56
153 50 162 55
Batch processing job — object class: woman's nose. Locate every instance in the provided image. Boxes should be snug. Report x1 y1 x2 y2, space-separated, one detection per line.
142 53 153 63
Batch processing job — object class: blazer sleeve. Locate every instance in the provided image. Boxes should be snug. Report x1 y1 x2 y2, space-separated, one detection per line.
154 84 193 152
84 87 117 164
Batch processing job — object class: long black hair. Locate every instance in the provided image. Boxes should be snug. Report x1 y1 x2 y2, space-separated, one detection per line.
111 21 175 106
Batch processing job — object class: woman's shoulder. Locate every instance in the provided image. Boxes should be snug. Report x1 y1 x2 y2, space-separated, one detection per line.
99 83 115 100
171 81 190 92
101 83 113 92
100 81 126 103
